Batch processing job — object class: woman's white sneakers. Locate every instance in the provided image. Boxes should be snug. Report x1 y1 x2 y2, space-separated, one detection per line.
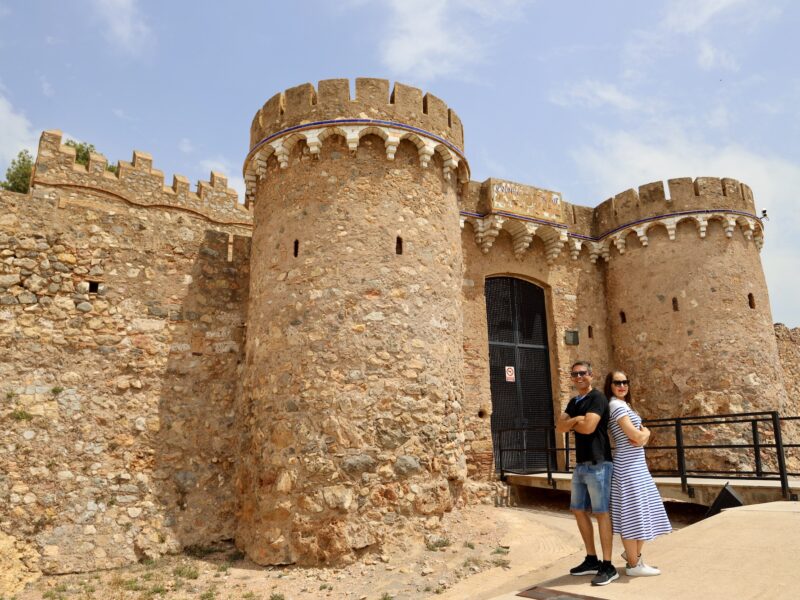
625 558 661 577
621 551 661 576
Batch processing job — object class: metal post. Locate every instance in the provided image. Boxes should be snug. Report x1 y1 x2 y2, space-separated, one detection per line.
545 428 553 485
564 432 571 472
675 420 687 493
752 419 763 478
771 412 790 499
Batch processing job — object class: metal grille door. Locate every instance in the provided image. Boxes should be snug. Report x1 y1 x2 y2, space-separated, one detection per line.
485 277 554 473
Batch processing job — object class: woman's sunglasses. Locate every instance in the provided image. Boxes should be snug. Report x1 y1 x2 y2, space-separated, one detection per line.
612 380 629 386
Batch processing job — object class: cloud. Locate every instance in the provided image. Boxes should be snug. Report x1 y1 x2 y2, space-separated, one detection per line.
178 138 194 154
0 93 37 174
697 39 739 70
199 157 245 202
622 0 761 79
89 0 154 56
551 80 642 112
112 108 134 120
662 0 753 33
572 122 800 326
377 0 527 80
39 75 54 97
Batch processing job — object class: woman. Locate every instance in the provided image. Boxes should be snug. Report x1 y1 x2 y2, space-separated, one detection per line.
604 370 672 577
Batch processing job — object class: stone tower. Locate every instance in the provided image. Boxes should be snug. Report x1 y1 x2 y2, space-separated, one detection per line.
599 178 786 466
235 79 470 564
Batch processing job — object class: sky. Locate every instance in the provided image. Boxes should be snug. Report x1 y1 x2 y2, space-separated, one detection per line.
0 0 798 326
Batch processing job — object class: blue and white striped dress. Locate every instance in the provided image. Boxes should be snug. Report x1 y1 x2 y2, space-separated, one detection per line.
609 399 672 540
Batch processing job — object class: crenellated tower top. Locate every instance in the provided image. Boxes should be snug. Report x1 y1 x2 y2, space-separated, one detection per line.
243 78 469 207
249 78 464 151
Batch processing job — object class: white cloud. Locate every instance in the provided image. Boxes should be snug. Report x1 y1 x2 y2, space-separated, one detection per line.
623 0 759 79
112 107 134 120
697 39 739 70
199 157 244 202
377 0 526 80
572 123 800 326
551 80 642 112
178 138 194 154
0 93 37 175
662 0 753 33
89 0 154 56
39 75 54 97
706 104 731 128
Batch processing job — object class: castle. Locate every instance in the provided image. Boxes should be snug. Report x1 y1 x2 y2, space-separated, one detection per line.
0 78 796 589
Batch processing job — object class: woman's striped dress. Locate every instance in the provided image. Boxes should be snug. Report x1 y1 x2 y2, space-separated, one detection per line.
609 399 672 540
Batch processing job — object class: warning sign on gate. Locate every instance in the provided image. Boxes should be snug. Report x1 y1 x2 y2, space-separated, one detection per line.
505 366 515 382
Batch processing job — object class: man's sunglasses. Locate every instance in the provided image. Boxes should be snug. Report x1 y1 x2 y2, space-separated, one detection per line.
570 371 589 378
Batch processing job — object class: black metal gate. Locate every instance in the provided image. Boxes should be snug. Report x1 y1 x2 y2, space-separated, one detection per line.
485 277 554 473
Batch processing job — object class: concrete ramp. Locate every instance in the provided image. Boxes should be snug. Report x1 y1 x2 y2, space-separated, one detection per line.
485 501 799 600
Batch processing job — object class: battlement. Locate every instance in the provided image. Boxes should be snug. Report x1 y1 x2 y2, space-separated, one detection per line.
32 130 252 226
593 177 756 236
248 78 464 152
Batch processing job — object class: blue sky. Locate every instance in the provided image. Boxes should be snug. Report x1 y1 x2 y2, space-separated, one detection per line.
1 0 798 326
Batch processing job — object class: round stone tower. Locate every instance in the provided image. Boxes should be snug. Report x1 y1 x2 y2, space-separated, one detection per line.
236 79 469 565
598 177 786 469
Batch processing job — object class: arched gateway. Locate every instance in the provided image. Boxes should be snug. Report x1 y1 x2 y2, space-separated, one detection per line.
484 277 555 473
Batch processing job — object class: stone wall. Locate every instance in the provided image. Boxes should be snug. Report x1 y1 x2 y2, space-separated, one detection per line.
776 324 800 412
0 161 250 585
237 112 467 563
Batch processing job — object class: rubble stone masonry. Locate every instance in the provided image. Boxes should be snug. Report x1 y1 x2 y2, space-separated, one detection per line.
0 136 251 586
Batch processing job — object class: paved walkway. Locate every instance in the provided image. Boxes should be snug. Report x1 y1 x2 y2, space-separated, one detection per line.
477 501 799 600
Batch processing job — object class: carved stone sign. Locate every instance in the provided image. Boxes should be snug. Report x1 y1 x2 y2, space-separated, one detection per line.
487 178 564 223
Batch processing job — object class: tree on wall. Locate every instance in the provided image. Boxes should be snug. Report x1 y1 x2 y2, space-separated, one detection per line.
1 149 34 193
65 139 118 174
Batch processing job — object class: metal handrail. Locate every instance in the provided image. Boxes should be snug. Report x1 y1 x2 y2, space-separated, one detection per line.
494 411 799 500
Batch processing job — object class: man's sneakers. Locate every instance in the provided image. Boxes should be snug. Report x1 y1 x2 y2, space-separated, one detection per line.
569 555 601 575
571 555 618 585
591 562 619 586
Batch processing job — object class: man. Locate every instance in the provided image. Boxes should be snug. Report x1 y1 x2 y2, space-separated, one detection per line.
556 360 617 586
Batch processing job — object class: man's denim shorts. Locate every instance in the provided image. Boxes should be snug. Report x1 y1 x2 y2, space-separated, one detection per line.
570 461 613 513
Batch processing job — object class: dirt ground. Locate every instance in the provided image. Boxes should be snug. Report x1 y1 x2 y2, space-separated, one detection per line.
11 490 705 600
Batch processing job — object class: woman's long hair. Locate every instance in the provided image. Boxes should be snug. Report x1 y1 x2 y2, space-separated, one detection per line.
604 371 633 406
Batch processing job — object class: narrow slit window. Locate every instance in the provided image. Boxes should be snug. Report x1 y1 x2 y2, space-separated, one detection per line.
293 239 299 258
396 236 403 255
748 293 756 309
620 311 627 324
672 297 679 312
588 325 593 339
88 281 100 294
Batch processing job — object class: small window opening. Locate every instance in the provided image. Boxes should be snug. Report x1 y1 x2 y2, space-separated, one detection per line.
88 281 100 294
748 293 756 309
293 239 299 258
620 311 627 324
672 297 679 312
588 325 593 339
477 408 486 418
396 236 403 255
227 233 234 262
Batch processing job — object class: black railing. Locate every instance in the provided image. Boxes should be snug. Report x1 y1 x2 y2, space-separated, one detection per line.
642 411 799 499
496 411 800 500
